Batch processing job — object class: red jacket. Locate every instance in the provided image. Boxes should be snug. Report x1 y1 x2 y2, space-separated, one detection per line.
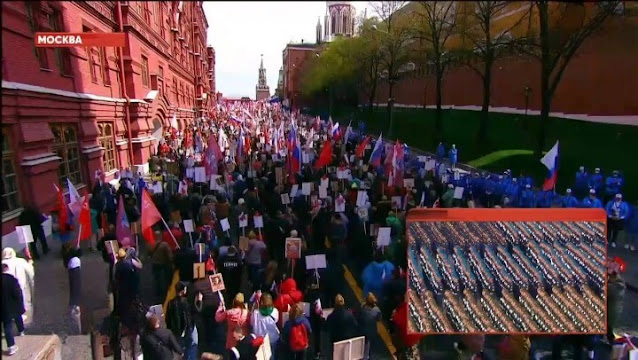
392 301 423 348
273 278 304 326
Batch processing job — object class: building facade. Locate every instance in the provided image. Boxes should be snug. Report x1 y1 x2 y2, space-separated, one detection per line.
255 55 270 101
1 1 216 236
281 43 321 109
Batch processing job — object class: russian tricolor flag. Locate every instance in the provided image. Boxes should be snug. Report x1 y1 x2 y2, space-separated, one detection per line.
331 122 341 140
368 134 384 167
540 140 559 191
288 124 301 174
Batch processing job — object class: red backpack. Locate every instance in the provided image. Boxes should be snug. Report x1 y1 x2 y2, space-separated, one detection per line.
288 322 309 352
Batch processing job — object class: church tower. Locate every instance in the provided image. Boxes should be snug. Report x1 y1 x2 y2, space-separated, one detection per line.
323 1 356 42
316 17 322 44
255 54 270 101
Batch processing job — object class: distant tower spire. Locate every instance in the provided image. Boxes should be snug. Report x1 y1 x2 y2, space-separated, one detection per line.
256 54 270 101
316 17 322 44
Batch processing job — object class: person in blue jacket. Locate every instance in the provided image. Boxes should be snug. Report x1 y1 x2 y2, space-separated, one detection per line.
561 188 579 208
520 175 534 189
483 175 497 208
448 144 458 169
436 142 445 160
589 168 604 195
361 251 395 301
573 166 590 199
625 201 638 251
606 193 630 248
536 189 554 208
504 178 521 205
519 184 536 208
581 189 603 208
605 171 624 203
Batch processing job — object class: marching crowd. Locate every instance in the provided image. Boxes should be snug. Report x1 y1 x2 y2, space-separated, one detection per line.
2 99 635 360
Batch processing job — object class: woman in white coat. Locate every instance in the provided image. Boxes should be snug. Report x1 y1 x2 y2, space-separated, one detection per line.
250 293 280 359
2 247 35 324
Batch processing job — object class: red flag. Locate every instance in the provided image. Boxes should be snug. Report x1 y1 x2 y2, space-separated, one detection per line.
77 190 92 241
55 184 69 235
355 136 371 158
141 188 163 247
315 139 332 169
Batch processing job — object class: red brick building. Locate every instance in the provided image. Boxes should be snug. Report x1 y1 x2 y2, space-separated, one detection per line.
371 5 638 122
282 43 321 109
1 1 216 236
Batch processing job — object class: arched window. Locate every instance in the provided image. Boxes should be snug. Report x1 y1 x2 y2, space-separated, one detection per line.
331 15 336 33
98 123 117 172
343 15 348 34
51 124 83 186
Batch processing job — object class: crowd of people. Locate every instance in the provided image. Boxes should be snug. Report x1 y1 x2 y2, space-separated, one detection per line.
2 99 636 360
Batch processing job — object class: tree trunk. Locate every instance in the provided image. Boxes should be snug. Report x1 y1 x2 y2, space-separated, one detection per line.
368 80 377 112
478 60 492 143
434 73 443 137
538 91 551 156
388 80 395 138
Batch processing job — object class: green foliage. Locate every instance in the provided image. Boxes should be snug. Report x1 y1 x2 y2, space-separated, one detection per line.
301 38 360 97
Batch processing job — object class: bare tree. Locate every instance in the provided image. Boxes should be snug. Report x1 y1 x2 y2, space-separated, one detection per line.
517 1 621 154
369 1 413 138
411 1 459 137
460 1 532 143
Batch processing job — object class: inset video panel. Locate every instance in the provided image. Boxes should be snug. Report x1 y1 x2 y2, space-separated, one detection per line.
406 208 607 335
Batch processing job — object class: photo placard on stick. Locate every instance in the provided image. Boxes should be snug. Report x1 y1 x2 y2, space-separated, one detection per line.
285 238 302 259
209 273 225 292
220 218 231 232
391 196 402 210
425 159 437 171
43 215 53 238
105 240 119 255
357 207 369 222
253 215 264 228
183 219 194 233
321 177 329 189
319 187 328 199
377 227 391 247
16 225 34 244
305 254 327 270
290 184 299 198
194 167 207 183
193 263 206 279
302 182 312 196
281 193 291 205
335 196 346 213
454 186 465 200
210 175 223 191
356 191 368 208
404 178 415 188
238 213 248 228
239 236 249 251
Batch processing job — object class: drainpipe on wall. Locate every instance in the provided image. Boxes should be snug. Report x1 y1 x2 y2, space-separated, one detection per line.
116 1 135 168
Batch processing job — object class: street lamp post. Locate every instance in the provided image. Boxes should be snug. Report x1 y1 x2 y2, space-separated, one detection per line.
524 86 531 116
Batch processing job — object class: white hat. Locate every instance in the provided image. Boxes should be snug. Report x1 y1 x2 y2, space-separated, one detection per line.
290 230 298 237
238 198 245 205
2 248 16 260
615 193 622 199
448 184 454 189
595 168 600 172
589 189 596 194
525 184 531 189
566 188 572 194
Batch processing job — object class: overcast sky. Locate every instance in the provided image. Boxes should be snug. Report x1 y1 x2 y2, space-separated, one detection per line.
204 1 372 99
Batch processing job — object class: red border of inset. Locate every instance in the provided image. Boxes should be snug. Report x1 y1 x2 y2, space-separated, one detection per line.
405 208 608 335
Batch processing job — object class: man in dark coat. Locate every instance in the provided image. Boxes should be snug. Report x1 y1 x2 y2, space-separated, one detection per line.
141 315 183 360
166 282 197 360
18 205 49 259
2 263 26 355
218 246 243 303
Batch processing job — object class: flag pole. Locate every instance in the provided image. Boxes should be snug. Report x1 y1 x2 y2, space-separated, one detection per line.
160 217 181 249
75 224 82 249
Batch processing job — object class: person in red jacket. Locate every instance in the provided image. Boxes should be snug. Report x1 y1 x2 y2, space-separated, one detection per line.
273 278 304 327
391 297 423 360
